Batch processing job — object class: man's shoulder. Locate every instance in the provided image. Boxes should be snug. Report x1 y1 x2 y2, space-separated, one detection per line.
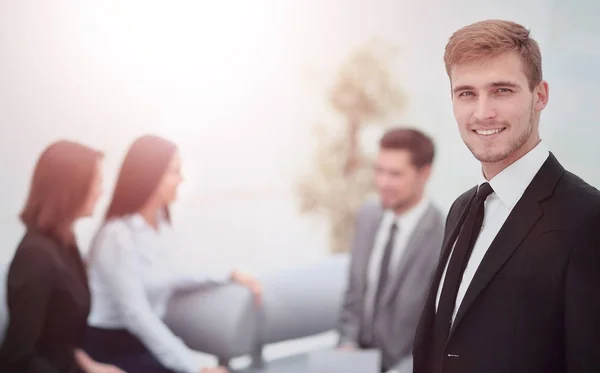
426 201 445 219
555 170 600 216
560 170 600 199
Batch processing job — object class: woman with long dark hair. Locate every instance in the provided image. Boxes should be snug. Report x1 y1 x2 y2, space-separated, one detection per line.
0 140 124 373
84 135 261 373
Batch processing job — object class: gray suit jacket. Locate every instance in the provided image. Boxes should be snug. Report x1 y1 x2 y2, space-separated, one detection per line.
337 200 445 372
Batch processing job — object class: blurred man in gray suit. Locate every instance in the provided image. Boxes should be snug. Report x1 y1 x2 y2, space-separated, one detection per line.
337 128 445 373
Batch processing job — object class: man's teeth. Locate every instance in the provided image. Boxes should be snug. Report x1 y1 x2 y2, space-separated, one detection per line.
476 128 503 135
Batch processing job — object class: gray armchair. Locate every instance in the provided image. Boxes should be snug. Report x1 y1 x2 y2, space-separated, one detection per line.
164 254 349 372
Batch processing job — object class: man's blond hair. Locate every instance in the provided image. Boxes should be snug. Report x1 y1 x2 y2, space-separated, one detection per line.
444 19 543 90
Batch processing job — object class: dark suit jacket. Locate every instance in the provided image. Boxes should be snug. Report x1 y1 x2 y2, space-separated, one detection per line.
338 200 445 372
413 153 600 373
0 230 91 373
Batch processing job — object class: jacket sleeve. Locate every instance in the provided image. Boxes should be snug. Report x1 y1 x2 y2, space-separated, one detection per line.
337 205 369 346
564 211 600 372
0 244 62 373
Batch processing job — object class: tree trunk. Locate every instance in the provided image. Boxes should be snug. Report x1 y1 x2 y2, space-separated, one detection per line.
344 117 360 176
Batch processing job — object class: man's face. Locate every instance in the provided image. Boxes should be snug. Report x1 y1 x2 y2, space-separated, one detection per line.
374 149 430 212
450 51 548 166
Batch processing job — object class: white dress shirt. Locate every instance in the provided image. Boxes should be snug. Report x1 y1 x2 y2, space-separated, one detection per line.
364 196 431 326
435 141 550 322
87 213 230 373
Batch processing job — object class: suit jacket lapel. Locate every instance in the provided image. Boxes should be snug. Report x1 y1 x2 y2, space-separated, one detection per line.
449 153 564 336
380 204 437 307
361 206 384 277
428 188 477 310
413 188 476 355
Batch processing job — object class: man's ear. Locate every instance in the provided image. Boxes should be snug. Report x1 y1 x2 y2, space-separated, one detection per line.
418 164 432 182
534 80 549 111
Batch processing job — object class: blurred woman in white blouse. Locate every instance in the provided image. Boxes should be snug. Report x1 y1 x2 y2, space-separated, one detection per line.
84 135 261 373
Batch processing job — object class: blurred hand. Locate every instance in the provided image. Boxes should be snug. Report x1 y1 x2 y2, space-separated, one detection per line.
230 269 262 305
200 366 229 373
74 349 127 373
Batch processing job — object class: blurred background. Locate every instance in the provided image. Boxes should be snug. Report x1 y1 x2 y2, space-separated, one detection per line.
0 0 598 283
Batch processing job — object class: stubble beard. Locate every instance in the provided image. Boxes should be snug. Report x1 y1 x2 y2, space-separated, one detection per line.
467 104 536 164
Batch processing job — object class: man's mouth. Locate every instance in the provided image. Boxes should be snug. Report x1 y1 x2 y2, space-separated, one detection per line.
473 128 506 136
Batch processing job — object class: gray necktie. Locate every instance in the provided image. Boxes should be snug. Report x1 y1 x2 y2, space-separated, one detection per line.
374 222 397 318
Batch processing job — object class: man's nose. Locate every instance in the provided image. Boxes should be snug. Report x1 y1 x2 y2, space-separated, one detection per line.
473 96 496 122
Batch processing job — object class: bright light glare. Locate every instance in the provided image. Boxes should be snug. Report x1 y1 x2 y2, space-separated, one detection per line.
78 0 282 130
76 1 288 198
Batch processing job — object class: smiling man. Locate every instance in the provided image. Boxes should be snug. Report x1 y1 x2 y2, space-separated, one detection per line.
412 20 600 373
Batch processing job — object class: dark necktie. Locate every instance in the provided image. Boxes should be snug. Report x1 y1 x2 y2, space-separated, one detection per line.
433 182 494 364
374 221 398 317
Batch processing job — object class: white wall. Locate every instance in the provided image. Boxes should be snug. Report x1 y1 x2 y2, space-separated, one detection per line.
0 0 598 270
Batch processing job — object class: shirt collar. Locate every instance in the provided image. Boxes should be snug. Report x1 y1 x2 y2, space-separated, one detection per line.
127 211 169 232
477 140 550 209
382 195 431 231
